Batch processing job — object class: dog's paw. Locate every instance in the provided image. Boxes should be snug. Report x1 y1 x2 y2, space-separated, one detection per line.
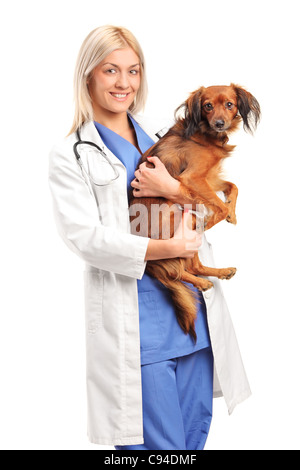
225 201 237 225
198 280 214 291
219 268 237 280
226 213 237 225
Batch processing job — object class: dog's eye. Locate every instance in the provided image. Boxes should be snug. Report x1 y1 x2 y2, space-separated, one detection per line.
204 103 213 111
226 102 234 109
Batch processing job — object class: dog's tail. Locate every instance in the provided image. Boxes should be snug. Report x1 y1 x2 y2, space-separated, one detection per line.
167 280 198 342
146 260 198 342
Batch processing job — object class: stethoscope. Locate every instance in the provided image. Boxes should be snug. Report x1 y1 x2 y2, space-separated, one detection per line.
73 128 120 186
73 125 169 187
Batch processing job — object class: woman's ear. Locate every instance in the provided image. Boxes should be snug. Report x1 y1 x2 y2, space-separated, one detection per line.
232 84 261 134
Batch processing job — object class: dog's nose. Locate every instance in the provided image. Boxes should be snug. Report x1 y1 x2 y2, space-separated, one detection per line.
215 120 225 129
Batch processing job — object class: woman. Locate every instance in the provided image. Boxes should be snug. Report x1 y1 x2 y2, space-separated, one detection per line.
49 25 251 450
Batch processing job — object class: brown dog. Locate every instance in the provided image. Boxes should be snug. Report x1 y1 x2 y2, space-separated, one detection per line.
130 84 261 340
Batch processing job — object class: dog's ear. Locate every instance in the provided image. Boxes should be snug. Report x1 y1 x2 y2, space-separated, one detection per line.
232 84 261 134
176 88 204 138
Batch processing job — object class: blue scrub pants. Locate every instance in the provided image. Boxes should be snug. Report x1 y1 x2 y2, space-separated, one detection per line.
115 347 214 451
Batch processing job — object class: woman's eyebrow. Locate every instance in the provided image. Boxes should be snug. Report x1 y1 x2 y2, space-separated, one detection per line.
102 62 140 68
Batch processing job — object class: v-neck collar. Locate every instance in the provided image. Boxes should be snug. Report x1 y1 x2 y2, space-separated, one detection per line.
94 114 144 155
93 115 155 194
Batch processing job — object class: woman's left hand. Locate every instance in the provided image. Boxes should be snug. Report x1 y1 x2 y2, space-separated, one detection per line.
131 156 180 199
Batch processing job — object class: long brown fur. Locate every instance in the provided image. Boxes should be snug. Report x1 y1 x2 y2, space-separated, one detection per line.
129 84 261 341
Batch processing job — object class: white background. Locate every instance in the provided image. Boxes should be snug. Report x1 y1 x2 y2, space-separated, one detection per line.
0 0 299 450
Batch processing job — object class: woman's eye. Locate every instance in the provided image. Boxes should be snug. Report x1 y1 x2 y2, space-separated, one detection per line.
106 69 117 74
130 69 139 75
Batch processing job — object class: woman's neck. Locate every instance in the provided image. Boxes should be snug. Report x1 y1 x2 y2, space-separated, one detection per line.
94 109 131 135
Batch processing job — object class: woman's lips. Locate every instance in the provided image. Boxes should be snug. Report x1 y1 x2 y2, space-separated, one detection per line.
109 92 130 102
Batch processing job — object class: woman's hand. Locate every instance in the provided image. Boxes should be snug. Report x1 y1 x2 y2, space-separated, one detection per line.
145 211 202 261
131 156 180 200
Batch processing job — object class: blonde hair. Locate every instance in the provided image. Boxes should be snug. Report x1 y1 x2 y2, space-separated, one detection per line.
69 25 148 135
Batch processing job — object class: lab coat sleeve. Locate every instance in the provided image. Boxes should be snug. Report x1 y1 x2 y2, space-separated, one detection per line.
48 142 150 279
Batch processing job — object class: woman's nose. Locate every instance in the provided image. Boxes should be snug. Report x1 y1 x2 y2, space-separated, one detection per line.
116 72 130 89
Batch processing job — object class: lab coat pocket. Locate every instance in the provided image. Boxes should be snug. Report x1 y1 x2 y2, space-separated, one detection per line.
83 271 104 335
138 291 162 351
85 148 119 186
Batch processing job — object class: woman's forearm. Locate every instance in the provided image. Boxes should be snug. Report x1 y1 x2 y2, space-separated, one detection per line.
145 239 174 261
166 179 190 206
145 212 202 261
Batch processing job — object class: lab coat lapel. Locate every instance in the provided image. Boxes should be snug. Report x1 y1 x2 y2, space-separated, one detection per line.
80 120 126 169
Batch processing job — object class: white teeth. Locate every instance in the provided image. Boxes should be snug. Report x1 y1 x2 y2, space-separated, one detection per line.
111 94 127 98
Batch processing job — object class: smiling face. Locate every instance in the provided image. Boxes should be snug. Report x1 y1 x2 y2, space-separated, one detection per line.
201 86 239 133
88 48 141 121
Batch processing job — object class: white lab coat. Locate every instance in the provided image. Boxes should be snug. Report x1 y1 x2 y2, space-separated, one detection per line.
48 116 251 446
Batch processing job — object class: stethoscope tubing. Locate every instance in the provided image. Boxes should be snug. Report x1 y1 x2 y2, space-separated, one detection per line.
73 128 120 186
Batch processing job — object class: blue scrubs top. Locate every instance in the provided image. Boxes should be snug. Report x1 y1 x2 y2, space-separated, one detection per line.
94 116 211 365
